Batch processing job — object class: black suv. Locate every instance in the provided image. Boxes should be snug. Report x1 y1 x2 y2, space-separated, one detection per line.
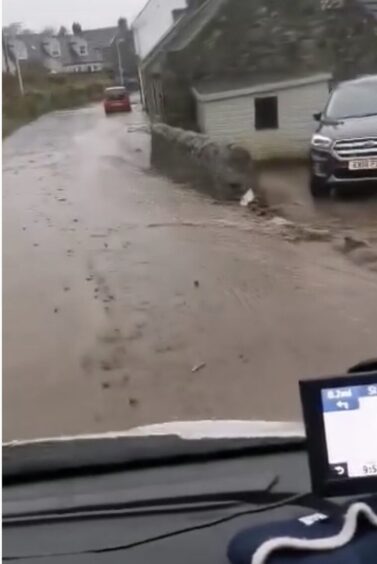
310 75 377 197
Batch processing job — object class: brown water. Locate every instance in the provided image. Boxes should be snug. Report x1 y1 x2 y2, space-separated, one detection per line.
3 103 377 441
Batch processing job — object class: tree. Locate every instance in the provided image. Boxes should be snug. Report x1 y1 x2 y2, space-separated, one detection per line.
2 22 23 36
41 26 56 36
58 26 68 36
72 22 82 35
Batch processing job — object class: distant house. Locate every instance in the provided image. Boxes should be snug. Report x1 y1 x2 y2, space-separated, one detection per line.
3 24 137 81
139 0 377 141
63 27 119 73
193 73 332 159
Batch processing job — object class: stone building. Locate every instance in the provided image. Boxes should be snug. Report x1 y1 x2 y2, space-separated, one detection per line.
140 0 377 129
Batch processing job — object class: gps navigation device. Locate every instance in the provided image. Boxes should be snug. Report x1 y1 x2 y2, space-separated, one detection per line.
300 372 377 497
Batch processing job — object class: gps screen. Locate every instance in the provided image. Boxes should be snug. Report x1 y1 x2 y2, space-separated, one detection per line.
321 384 377 480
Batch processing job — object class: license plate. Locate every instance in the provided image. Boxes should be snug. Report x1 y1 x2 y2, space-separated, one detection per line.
349 159 377 170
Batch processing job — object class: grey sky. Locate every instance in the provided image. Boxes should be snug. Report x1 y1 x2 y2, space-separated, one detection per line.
2 0 146 31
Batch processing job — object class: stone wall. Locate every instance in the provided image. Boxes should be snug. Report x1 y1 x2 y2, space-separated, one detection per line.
151 123 258 201
144 0 377 127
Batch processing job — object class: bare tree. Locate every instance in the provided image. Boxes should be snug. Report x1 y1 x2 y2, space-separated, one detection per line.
58 25 68 36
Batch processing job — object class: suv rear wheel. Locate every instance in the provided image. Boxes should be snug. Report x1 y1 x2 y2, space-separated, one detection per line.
310 175 330 198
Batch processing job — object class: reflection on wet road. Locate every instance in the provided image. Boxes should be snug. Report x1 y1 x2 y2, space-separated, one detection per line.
3 103 377 441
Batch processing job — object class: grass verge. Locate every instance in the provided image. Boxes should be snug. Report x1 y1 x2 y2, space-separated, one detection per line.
3 71 112 137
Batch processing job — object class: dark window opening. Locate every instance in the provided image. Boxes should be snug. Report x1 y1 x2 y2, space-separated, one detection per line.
254 96 278 130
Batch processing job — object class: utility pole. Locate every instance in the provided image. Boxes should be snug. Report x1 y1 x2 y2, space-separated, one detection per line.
14 51 25 95
116 39 125 86
2 34 11 74
3 37 25 95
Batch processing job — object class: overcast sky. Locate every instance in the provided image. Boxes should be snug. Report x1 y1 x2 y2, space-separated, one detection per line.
2 0 146 31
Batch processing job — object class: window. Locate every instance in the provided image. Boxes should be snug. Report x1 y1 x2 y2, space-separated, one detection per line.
79 46 87 55
254 96 278 130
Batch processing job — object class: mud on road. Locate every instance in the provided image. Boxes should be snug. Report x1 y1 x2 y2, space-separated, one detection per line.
3 103 377 441
259 162 377 271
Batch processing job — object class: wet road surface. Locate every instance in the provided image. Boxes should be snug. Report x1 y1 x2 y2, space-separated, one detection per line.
259 163 377 239
3 103 377 441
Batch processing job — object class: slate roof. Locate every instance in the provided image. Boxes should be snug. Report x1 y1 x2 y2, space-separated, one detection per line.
141 0 377 74
193 72 330 94
8 27 118 69
82 27 118 49
59 27 118 66
141 0 225 71
14 34 46 64
193 72 332 97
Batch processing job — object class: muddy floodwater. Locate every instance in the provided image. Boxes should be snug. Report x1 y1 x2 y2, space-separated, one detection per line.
3 102 377 441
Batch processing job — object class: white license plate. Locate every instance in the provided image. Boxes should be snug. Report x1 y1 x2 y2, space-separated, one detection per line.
349 159 377 170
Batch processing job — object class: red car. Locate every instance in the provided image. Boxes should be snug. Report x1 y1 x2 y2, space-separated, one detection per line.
104 86 131 115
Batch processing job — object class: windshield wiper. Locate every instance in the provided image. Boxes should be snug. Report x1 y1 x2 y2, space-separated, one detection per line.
4 492 312 562
4 475 281 526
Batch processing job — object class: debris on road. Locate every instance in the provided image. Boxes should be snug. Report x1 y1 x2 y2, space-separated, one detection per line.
336 236 377 270
266 216 332 244
343 235 368 253
240 188 255 207
192 362 206 373
269 216 293 228
129 397 139 407
194 280 200 288
54 307 59 314
298 227 332 242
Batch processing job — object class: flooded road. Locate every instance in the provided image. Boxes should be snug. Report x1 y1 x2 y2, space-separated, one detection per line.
3 103 377 441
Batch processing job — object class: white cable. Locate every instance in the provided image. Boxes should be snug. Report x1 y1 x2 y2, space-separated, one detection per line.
252 502 377 564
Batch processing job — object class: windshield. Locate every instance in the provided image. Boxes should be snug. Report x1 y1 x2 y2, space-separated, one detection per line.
3 0 377 448
325 82 377 119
